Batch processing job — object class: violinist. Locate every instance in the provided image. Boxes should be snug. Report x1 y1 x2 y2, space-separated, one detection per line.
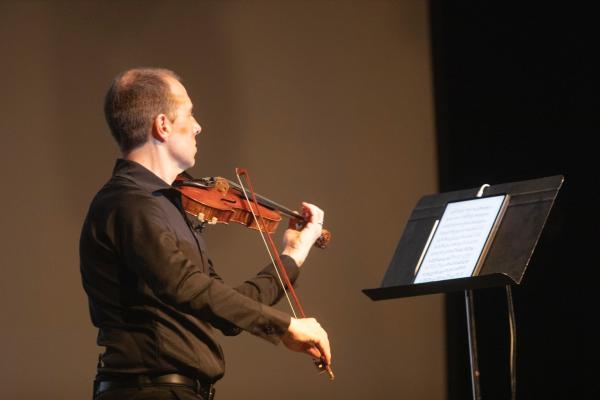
80 68 331 400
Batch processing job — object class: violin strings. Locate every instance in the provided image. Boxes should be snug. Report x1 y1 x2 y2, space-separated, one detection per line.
235 173 298 319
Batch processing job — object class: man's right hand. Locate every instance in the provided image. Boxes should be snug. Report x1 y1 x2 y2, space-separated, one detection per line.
281 317 332 367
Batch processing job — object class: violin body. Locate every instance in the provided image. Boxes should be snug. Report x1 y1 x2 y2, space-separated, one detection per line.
174 173 330 249
174 176 282 233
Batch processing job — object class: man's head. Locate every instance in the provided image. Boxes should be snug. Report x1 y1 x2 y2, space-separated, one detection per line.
104 68 180 152
104 68 201 170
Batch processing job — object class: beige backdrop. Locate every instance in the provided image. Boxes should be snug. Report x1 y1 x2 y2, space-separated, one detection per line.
0 1 442 399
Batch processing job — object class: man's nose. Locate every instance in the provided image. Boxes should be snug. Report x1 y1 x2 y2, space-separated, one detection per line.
194 119 202 136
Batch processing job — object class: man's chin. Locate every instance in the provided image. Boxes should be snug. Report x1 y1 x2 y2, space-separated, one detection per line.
178 158 196 172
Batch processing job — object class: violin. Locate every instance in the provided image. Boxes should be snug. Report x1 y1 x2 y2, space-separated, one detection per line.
173 171 331 248
173 169 334 380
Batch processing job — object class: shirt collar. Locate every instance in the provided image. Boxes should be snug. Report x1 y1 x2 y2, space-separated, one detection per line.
112 159 173 193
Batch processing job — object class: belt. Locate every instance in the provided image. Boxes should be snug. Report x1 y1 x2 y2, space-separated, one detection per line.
95 373 215 400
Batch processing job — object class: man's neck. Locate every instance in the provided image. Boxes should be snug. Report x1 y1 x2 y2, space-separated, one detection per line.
124 146 181 185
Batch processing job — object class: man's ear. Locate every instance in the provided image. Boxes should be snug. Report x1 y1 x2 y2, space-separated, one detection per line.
152 114 170 142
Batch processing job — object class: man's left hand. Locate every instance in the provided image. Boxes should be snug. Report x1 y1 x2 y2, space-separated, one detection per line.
281 202 324 267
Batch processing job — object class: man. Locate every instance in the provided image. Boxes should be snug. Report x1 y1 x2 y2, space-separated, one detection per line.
80 68 331 400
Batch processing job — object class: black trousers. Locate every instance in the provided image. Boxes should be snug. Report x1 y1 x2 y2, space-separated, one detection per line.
94 385 208 400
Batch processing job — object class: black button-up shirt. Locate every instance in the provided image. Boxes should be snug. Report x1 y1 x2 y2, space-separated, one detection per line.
80 159 298 382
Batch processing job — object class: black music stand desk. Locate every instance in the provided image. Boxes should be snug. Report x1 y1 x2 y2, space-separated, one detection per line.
362 175 563 399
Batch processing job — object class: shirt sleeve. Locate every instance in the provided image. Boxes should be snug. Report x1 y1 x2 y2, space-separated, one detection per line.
209 256 299 306
115 197 292 344
206 257 299 336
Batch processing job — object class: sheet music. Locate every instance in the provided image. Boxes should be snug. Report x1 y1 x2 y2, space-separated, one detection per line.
414 195 507 283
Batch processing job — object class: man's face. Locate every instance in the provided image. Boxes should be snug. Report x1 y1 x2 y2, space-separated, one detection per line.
165 78 202 170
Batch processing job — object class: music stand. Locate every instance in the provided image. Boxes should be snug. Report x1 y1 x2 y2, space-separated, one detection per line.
363 175 563 399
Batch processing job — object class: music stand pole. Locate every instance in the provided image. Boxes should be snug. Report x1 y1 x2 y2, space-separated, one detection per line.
465 289 482 400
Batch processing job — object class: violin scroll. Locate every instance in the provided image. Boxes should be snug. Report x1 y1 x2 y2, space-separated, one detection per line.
290 217 332 249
